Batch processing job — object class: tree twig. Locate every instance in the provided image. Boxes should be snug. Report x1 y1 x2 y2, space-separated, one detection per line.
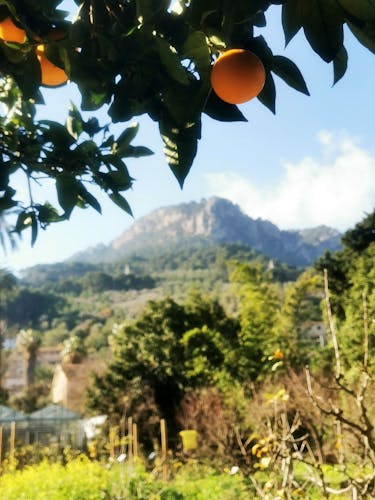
323 269 341 379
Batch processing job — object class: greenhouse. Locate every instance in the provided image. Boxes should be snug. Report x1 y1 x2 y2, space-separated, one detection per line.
0 404 84 451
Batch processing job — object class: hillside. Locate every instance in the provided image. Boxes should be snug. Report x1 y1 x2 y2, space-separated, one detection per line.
6 243 299 348
70 197 341 267
6 197 342 349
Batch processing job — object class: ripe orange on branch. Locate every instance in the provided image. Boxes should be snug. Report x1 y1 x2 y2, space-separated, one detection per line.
36 44 68 87
210 49 266 104
0 17 26 43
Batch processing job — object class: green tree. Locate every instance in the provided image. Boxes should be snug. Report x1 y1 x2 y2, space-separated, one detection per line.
0 268 17 386
315 210 375 319
336 244 375 370
276 269 325 365
4 288 64 327
314 211 375 371
86 294 239 435
61 334 86 363
1 1 375 244
229 262 281 379
0 268 17 291
16 328 41 386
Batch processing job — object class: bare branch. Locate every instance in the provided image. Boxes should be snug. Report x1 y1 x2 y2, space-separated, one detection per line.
323 269 341 378
362 291 369 370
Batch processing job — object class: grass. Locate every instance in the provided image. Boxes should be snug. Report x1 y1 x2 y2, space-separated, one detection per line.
0 457 251 500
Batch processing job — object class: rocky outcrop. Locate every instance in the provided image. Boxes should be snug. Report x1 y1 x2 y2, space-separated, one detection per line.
71 197 341 267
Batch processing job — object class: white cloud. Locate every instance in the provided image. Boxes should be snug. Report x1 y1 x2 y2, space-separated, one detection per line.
206 132 375 231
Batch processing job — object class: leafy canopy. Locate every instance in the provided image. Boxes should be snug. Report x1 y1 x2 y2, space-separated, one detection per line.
1 0 375 245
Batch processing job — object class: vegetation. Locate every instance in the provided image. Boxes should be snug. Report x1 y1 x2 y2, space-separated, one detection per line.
1 213 375 497
86 293 239 437
0 458 251 500
1 1 375 245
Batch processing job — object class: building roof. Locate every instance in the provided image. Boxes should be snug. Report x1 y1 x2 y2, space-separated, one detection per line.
0 405 27 422
29 404 80 421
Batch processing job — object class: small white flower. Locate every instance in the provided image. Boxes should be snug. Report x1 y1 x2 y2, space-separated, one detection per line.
117 453 126 463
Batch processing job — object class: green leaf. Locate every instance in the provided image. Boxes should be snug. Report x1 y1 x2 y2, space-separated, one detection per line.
348 21 375 54
337 0 375 21
204 91 248 122
101 135 115 149
120 145 154 158
31 213 38 247
282 0 302 46
136 0 169 22
114 123 139 154
252 11 267 28
182 31 211 77
40 120 75 148
159 119 201 187
11 50 41 100
105 170 133 190
109 193 133 216
300 0 344 62
109 91 146 123
36 203 61 224
74 140 99 156
160 77 208 127
0 197 17 210
82 117 101 137
333 46 348 85
80 89 109 111
15 212 33 233
257 72 276 114
245 36 274 70
66 101 84 140
56 176 79 216
0 164 9 191
154 37 190 85
77 183 102 213
272 55 310 95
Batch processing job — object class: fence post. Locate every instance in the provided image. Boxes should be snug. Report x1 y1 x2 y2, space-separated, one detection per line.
109 426 116 460
9 421 16 465
160 418 168 482
132 422 138 459
127 417 133 466
0 425 2 467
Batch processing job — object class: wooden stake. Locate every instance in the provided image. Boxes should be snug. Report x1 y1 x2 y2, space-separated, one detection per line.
132 422 138 458
160 418 168 482
127 417 133 465
10 421 16 464
0 425 3 466
109 426 116 460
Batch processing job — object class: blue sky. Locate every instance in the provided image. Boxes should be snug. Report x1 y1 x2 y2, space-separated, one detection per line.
3 4 375 272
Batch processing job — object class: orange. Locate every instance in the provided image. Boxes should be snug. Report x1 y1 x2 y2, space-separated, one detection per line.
210 49 266 104
273 349 284 360
0 16 26 43
36 44 68 87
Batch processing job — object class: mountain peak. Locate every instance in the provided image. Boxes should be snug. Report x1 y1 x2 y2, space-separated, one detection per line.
70 198 341 267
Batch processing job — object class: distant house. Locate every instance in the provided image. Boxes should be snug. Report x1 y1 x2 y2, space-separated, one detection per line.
3 345 62 394
51 359 105 413
37 346 62 365
303 321 327 347
2 350 25 392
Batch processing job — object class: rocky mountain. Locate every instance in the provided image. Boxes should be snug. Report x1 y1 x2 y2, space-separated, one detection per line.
70 197 341 267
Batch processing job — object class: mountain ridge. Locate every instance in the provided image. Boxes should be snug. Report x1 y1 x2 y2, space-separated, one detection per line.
69 197 341 267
